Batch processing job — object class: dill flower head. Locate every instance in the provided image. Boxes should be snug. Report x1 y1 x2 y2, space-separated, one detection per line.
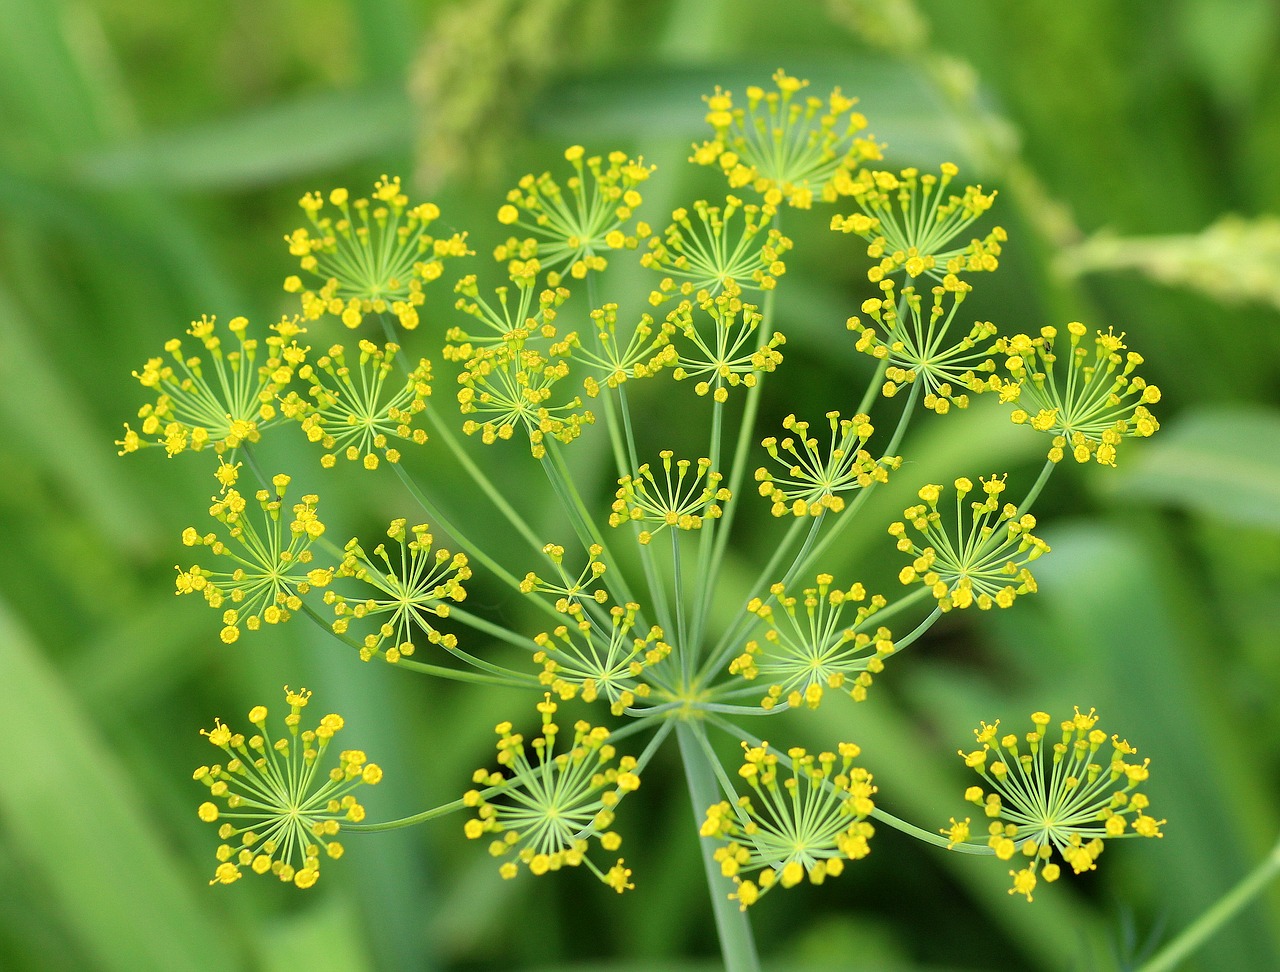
755 411 898 517
573 303 677 398
444 271 569 362
849 279 998 413
730 575 894 709
285 176 469 330
520 542 609 610
279 341 431 470
194 686 382 890
831 164 1005 281
608 452 729 545
533 600 670 715
456 335 594 459
641 196 793 305
464 696 640 893
497 145 654 285
325 519 470 663
669 291 785 402
118 315 307 457
889 476 1049 612
702 741 876 909
995 323 1161 465
948 707 1164 902
692 69 883 209
175 472 333 643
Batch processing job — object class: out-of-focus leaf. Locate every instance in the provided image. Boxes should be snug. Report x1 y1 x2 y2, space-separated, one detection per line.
1059 215 1280 311
0 284 153 553
1176 0 1279 109
77 88 413 190
259 891 374 972
0 598 242 972
1101 405 1280 528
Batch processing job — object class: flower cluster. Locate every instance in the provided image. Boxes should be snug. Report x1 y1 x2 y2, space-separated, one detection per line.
730 576 894 709
946 708 1163 901
117 315 307 456
194 687 381 889
464 696 639 892
497 146 654 284
693 69 882 208
889 476 1049 612
995 323 1161 465
755 411 896 517
285 176 469 330
609 453 729 545
641 196 792 304
326 519 470 663
849 280 998 413
175 472 332 643
573 303 677 398
670 292 785 402
702 742 876 908
281 341 431 470
831 164 1004 281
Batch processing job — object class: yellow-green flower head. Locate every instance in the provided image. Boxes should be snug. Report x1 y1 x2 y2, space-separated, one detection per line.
194 686 382 890
830 164 1005 282
608 452 730 545
947 707 1164 902
534 600 670 716
278 341 431 470
702 741 876 909
641 196 794 305
572 303 677 398
849 279 998 413
175 471 333 643
669 292 785 403
464 695 640 893
456 334 593 459
889 475 1049 612
444 271 569 362
497 146 655 286
521 542 610 610
692 70 883 209
730 576 894 709
285 176 470 330
324 519 470 663
995 323 1161 465
755 411 900 517
118 315 307 457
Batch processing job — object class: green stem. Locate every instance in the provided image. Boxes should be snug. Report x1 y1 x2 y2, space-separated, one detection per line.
345 795 476 833
1016 457 1057 516
688 398 726 655
672 530 690 688
1136 834 1280 972
676 721 762 972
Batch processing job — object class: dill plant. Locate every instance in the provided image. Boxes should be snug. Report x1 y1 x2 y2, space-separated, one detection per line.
119 70 1183 969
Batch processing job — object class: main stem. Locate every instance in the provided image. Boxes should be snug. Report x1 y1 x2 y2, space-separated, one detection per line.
676 721 761 972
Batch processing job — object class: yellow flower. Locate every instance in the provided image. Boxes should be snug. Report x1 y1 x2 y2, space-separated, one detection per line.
118 315 306 457
669 291 785 403
194 687 381 889
702 741 875 908
464 696 640 892
946 708 1163 901
609 453 729 546
287 175 469 330
756 411 898 517
995 323 1161 465
692 70 882 209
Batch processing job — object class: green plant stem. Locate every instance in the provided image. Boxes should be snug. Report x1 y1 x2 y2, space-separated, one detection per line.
672 530 691 687
297 600 535 687
345 794 478 833
1016 457 1057 515
707 714 993 856
1136 834 1280 972
676 721 762 972
689 398 726 655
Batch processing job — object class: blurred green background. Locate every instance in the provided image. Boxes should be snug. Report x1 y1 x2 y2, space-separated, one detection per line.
1 0 1279 970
